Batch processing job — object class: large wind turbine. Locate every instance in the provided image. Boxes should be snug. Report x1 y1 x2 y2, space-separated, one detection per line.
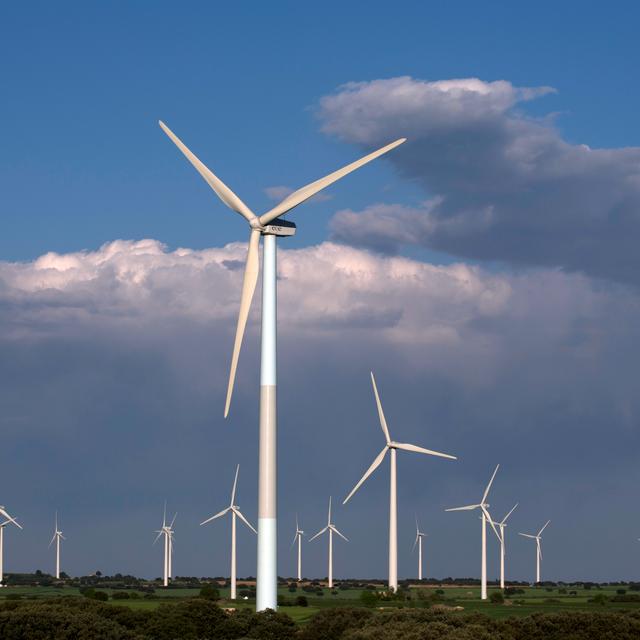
343 372 456 592
49 512 65 580
201 464 256 600
309 498 348 590
160 121 405 610
291 515 304 582
519 520 550 584
445 465 501 600
413 515 427 581
153 504 176 587
490 503 518 589
0 506 22 587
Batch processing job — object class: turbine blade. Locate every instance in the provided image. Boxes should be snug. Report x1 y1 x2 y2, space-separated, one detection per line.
343 447 388 504
394 442 457 460
163 501 167 527
49 533 57 547
224 228 261 417
291 532 298 550
258 138 406 225
518 533 536 539
159 121 256 222
169 512 177 529
200 506 231 526
331 526 349 542
482 506 501 542
481 464 500 503
537 520 551 536
0 510 22 530
501 503 518 525
445 504 481 512
233 508 257 534
309 526 328 542
230 464 240 506
537 538 543 560
412 533 419 552
370 372 391 444
327 497 332 525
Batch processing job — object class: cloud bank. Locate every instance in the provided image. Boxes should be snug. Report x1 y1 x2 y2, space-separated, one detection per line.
319 77 640 284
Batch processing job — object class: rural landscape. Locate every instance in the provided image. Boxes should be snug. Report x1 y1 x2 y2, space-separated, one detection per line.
3 1 640 638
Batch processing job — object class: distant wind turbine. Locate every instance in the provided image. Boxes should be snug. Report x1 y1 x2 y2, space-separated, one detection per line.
445 465 501 600
160 121 405 611
309 498 348 590
0 506 22 587
413 515 427 581
49 512 65 580
489 503 518 589
291 515 304 582
153 503 176 587
519 520 550 584
343 372 456 592
201 464 256 600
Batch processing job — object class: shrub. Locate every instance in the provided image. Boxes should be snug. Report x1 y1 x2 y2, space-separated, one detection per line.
589 593 609 605
489 591 504 604
618 588 627 595
199 584 220 601
359 590 378 607
112 591 130 600
295 595 308 607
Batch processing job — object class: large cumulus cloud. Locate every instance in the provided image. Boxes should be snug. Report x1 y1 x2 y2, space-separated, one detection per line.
319 77 640 284
2 239 640 581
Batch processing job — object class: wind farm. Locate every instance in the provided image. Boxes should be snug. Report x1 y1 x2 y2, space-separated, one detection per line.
3 4 640 638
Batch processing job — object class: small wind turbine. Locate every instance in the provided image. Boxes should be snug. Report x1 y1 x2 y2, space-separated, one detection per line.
160 121 405 611
413 515 427 581
519 520 550 584
490 503 518 589
153 503 176 587
201 464 256 600
291 515 304 582
0 506 22 587
343 372 456 592
309 497 348 590
49 512 65 580
445 465 501 600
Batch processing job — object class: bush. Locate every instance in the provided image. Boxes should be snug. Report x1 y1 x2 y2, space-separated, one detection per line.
618 589 628 595
295 595 308 607
359 590 378 607
489 591 504 604
589 593 609 605
198 585 220 601
112 591 130 600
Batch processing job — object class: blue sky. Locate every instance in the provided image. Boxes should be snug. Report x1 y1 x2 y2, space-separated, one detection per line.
2 1 639 260
2 1 640 584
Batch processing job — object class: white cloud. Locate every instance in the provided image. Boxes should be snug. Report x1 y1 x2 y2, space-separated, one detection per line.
318 76 640 284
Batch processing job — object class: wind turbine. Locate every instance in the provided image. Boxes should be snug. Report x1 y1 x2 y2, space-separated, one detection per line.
343 372 456 592
413 515 427 581
0 506 22 587
49 512 65 580
201 464 256 600
291 515 304 582
153 503 176 587
160 121 405 610
309 497 348 589
490 503 518 589
519 520 550 584
445 465 501 600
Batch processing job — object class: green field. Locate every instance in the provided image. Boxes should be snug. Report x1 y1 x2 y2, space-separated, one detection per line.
2 583 639 623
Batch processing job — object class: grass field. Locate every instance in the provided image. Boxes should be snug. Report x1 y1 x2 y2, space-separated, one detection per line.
2 583 639 623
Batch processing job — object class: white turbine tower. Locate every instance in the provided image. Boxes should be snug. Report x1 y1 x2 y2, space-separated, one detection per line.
49 512 65 580
153 503 176 587
309 498 348 590
160 121 405 610
490 503 518 590
413 515 427 581
291 515 304 582
201 464 256 601
518 520 550 584
445 465 501 600
343 372 456 592
0 506 22 587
